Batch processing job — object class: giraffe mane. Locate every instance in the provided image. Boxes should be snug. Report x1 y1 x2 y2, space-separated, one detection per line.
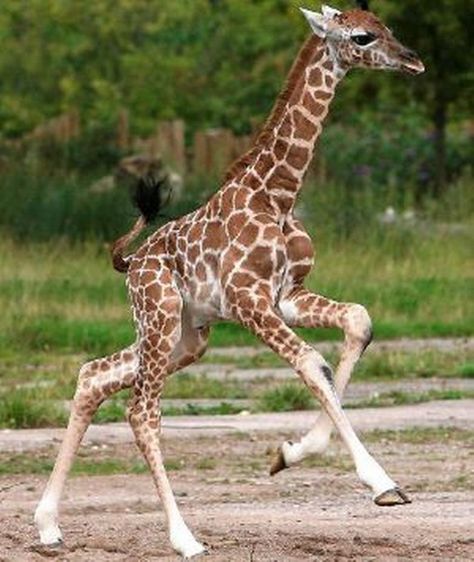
224 35 322 183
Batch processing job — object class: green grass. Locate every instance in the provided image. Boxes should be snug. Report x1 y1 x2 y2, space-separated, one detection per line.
348 389 474 409
1 346 473 427
257 383 315 412
0 223 472 356
362 426 474 445
0 453 181 476
205 348 474 381
0 390 67 429
163 402 244 416
96 399 246 420
164 373 246 400
1 384 470 429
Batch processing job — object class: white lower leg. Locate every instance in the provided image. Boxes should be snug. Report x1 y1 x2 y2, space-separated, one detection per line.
282 414 333 466
129 403 204 559
35 495 63 545
35 394 93 545
325 405 397 497
283 343 362 466
297 352 397 498
36 350 137 545
169 511 205 559
35 412 88 545
151 458 205 558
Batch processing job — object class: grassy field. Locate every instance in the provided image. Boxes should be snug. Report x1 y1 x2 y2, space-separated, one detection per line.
1 343 473 428
0 222 472 356
0 214 472 429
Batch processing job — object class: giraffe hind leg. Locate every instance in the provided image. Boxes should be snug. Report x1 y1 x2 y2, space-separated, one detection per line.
35 346 138 546
35 316 210 548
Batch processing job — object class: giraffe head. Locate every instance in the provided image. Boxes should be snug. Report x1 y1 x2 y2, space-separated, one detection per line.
301 4 425 76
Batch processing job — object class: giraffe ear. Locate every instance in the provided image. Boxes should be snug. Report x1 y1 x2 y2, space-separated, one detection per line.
300 8 327 38
321 5 341 18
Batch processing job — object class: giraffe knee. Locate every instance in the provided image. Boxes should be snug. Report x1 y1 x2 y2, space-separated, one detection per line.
344 304 373 350
75 361 96 395
297 349 335 390
126 396 141 427
74 361 104 410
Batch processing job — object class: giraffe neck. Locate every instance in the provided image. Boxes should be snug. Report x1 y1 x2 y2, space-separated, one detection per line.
226 36 344 215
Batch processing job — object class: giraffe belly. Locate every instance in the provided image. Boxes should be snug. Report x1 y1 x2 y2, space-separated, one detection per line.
182 279 224 328
186 301 223 328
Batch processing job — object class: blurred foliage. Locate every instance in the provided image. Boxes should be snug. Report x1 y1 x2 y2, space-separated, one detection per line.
320 106 472 202
0 0 302 137
0 0 471 138
0 0 472 236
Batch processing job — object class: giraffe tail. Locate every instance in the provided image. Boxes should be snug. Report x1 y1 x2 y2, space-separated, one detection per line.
110 176 167 273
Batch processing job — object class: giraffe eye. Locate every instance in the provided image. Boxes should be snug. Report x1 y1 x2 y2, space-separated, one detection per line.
352 33 376 46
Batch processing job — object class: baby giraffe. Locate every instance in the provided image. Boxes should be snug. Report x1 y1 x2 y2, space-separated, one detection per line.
35 3 424 559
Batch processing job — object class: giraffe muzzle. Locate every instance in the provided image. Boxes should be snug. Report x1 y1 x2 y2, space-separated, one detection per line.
399 49 425 75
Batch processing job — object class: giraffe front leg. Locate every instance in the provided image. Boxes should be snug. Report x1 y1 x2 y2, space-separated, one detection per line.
273 289 374 473
295 349 409 504
35 346 138 546
231 289 408 505
127 268 204 559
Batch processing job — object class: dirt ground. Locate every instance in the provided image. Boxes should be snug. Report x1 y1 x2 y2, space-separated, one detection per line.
1 400 473 561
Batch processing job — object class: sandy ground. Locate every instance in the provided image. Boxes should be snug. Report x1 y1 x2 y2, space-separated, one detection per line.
1 400 473 561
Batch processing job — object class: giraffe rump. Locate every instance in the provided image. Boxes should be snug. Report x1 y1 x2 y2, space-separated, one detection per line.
111 176 168 273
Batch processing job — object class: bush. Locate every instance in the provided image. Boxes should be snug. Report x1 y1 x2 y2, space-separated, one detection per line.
320 107 472 199
0 167 133 242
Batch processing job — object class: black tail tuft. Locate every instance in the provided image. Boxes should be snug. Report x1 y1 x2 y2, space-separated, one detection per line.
131 175 169 224
356 0 369 10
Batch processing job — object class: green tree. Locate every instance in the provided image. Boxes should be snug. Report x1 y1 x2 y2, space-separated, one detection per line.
378 0 473 193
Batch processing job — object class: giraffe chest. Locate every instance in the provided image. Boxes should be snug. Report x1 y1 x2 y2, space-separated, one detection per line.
160 209 315 326
281 218 315 288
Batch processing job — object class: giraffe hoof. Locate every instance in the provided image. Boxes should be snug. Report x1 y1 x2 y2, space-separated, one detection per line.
269 445 288 476
31 539 65 556
374 487 412 507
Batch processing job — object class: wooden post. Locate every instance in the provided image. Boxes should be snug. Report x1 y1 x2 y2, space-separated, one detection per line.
192 128 239 178
193 131 209 176
116 108 130 152
155 120 186 176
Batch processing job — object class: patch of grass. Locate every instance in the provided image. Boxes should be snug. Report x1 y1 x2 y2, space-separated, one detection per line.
357 351 474 380
257 383 315 412
93 400 127 424
203 348 474 382
363 426 474 445
164 373 246 400
0 454 54 475
0 390 67 429
195 457 217 470
0 452 183 476
163 402 244 416
349 389 474 409
456 362 474 378
202 351 287 369
302 454 352 473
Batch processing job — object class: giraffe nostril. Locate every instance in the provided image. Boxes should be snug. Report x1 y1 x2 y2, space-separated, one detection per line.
401 49 419 62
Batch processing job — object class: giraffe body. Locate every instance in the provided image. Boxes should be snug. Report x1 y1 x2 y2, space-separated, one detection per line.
35 6 424 558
